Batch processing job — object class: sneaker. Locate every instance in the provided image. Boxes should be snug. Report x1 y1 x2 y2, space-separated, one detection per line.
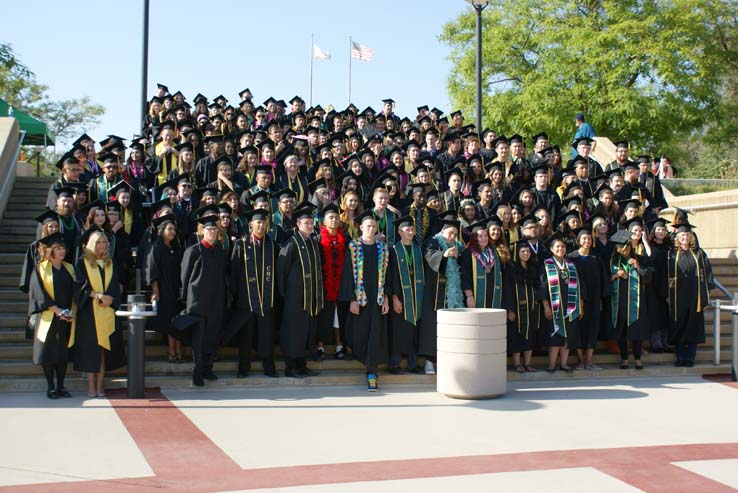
367 373 378 392
335 345 344 360
424 360 436 375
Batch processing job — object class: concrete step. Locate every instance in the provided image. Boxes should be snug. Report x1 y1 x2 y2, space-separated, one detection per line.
11 188 52 197
0 350 731 377
2 211 44 221
0 289 30 301
5 203 47 213
0 314 29 329
0 244 29 254
1 236 38 244
0 301 30 312
0 264 23 276
0 363 732 393
708 259 738 265
0 273 25 284
0 218 42 227
0 226 39 236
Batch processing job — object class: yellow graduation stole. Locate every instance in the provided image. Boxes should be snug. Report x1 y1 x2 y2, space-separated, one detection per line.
155 142 178 182
68 258 115 350
122 207 133 235
37 260 76 343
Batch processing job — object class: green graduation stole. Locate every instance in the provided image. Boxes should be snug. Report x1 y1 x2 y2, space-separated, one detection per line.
471 248 503 309
96 175 115 203
610 257 640 328
544 258 580 338
372 209 395 245
393 243 424 326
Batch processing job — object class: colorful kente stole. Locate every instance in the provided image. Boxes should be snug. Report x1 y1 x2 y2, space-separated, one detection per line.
393 242 424 325
544 258 580 338
349 239 389 307
610 256 640 328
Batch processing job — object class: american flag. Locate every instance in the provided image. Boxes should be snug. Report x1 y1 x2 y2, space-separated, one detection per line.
351 42 374 62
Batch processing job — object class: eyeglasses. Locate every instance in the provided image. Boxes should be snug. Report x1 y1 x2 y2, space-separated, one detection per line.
179 184 192 188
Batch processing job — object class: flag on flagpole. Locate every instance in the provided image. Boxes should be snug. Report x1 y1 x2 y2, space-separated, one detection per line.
351 41 374 61
313 44 331 60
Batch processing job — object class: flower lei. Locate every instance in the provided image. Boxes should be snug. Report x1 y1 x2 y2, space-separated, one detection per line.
349 239 389 307
319 225 346 302
434 233 465 308
474 247 495 273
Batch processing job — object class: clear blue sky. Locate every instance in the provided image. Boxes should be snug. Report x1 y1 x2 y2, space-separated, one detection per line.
4 0 468 147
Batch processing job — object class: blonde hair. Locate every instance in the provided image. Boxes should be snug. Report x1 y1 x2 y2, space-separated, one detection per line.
82 230 111 265
38 242 65 262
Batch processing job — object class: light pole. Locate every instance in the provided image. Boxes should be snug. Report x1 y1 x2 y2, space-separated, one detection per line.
140 0 150 129
468 0 489 134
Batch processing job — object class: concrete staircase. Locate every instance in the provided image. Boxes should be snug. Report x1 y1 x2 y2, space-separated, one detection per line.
0 176 734 392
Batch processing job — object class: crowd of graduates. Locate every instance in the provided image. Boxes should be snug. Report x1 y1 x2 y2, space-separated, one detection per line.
22 84 715 397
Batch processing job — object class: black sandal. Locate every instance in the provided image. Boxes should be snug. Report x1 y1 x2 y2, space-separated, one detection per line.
514 365 526 373
559 366 574 373
619 362 629 369
546 367 557 374
524 365 537 373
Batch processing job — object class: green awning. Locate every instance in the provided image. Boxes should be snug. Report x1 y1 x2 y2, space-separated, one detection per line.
0 98 55 146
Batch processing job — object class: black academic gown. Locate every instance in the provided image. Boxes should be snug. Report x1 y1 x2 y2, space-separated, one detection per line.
666 248 713 345
179 241 229 369
388 244 423 358
144 237 182 333
225 236 277 365
648 242 671 344
460 248 505 309
19 240 40 294
339 241 389 372
567 250 608 349
276 231 323 360
58 215 82 263
503 261 541 353
536 259 581 348
72 258 126 372
28 263 74 365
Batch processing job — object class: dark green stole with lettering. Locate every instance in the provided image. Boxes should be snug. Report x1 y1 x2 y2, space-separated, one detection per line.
393 243 424 326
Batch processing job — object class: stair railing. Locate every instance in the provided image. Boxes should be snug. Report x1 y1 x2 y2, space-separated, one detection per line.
0 130 26 221
710 293 738 381
711 280 734 366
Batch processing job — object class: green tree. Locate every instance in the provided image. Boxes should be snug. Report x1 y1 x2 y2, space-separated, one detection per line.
1 42 104 143
440 0 738 171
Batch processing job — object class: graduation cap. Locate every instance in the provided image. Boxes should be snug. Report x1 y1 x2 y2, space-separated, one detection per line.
289 95 305 105
532 132 549 143
212 155 233 169
614 140 629 150
572 136 594 149
203 134 224 145
484 161 503 174
562 196 582 209
262 96 278 107
442 131 460 143
106 201 122 214
449 110 463 118
595 183 614 197
79 199 104 217
53 186 76 198
563 181 583 197
257 139 276 152
217 203 233 215
271 188 297 201
254 165 273 176
431 107 444 117
293 204 315 221
519 213 539 227
55 154 78 170
394 214 415 232
646 217 671 230
635 155 651 164
35 210 59 225
674 222 696 233
321 203 340 217
440 217 461 231
39 232 66 248
238 88 252 99
149 198 173 214
621 160 639 172
407 183 428 196
531 163 550 176
308 179 330 194
623 216 644 231
491 135 509 148
469 219 490 233
466 153 483 165
247 191 269 207
404 140 420 151
152 213 177 229
213 94 228 104
426 189 440 201
193 93 208 105
509 134 524 145
561 209 582 225
573 225 593 240
196 211 220 227
608 229 633 245
108 180 140 200
543 231 567 249
156 83 169 93
195 187 218 201
72 133 95 146
445 166 464 180
172 312 204 333
623 199 642 210
381 98 396 105
157 177 180 193
243 208 270 222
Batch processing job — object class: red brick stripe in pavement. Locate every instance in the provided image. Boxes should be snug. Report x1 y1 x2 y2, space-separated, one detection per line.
0 387 736 493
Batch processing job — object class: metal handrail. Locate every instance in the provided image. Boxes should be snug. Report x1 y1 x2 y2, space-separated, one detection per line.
710 292 738 382
0 129 26 211
714 279 733 300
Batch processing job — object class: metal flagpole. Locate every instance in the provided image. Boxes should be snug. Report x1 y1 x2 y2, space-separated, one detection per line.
310 34 314 106
348 36 352 105
140 0 150 128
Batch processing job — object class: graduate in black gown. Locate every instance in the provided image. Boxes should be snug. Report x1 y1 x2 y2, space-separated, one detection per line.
72 229 125 397
28 233 75 399
461 220 505 310
504 241 541 372
608 219 653 370
418 218 466 375
21 211 59 295
537 233 582 373
388 215 425 374
226 209 280 378
666 223 714 367
145 214 183 362
567 226 608 370
276 204 323 378
646 217 672 353
179 206 229 386
53 186 82 263
339 210 390 391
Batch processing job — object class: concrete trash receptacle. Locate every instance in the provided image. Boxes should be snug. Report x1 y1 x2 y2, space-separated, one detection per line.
436 308 507 399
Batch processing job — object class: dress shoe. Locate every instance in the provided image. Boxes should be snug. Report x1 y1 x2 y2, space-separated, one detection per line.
47 389 58 400
685 360 695 367
203 369 218 381
264 371 280 378
193 369 205 387
674 360 685 367
236 370 249 378
298 368 320 377
409 367 425 375
56 389 72 398
389 367 405 375
284 369 305 378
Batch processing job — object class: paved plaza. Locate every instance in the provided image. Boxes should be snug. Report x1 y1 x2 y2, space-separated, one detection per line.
1 376 737 492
